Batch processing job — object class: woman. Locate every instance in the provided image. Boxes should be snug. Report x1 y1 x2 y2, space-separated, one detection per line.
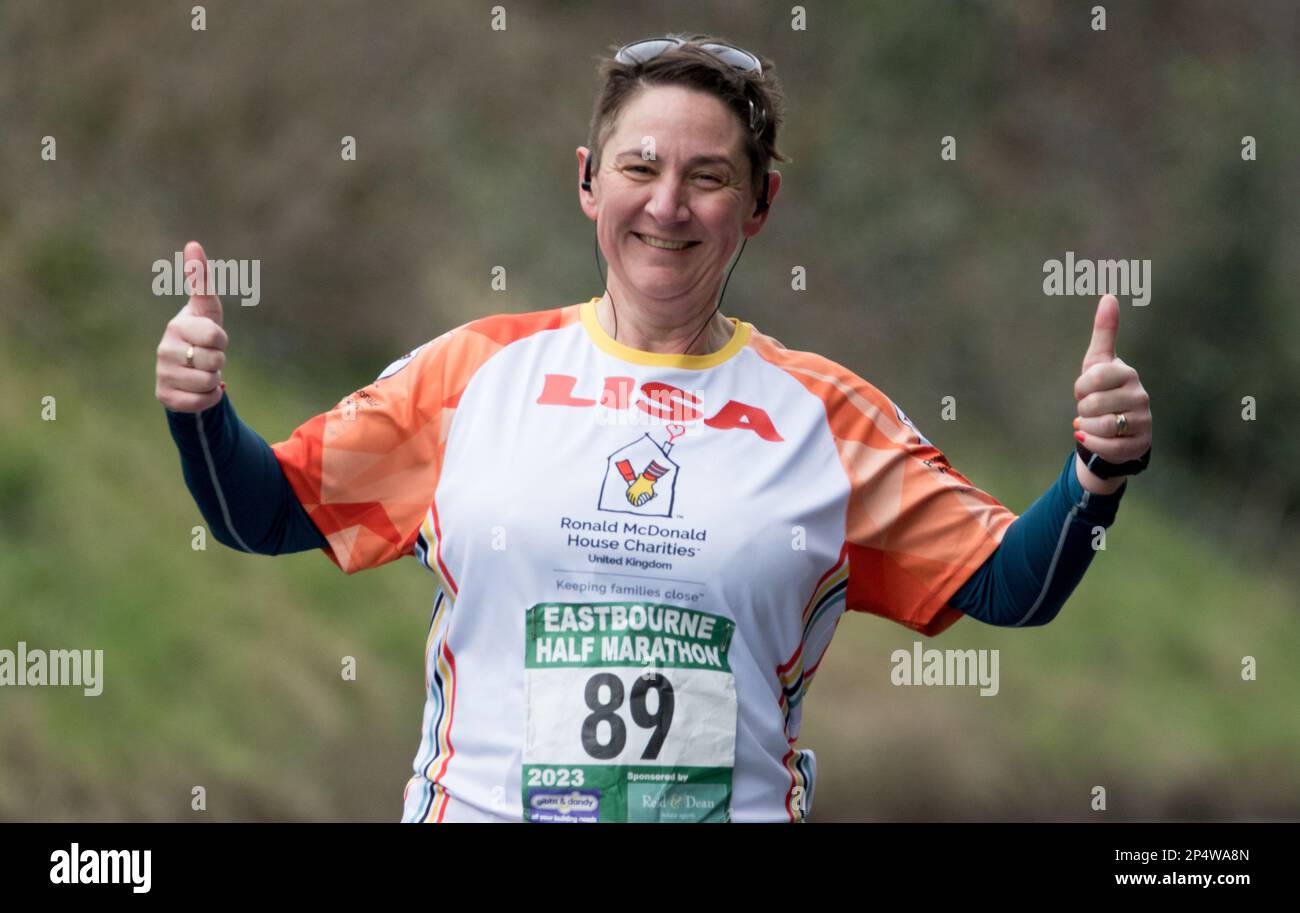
157 33 1152 823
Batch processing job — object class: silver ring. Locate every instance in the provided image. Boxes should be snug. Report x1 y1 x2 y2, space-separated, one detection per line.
1114 413 1129 436
185 344 195 369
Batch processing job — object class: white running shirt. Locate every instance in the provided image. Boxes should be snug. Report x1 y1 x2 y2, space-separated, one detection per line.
270 298 1017 822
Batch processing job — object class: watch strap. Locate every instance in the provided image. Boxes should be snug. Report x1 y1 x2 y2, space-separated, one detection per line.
1076 441 1151 479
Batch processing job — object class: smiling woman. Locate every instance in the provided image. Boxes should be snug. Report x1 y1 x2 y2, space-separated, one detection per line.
161 31 1143 826
580 84 779 350
577 35 789 356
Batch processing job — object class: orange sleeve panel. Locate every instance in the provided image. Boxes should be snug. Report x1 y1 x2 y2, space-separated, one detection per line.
746 329 1018 637
270 306 579 574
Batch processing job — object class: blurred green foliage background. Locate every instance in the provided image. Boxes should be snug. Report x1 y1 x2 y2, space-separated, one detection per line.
0 0 1296 821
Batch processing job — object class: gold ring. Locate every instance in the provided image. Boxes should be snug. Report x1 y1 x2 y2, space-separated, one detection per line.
185 344 195 369
1114 412 1129 436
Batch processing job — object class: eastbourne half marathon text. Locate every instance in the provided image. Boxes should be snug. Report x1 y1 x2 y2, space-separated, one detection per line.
525 603 734 672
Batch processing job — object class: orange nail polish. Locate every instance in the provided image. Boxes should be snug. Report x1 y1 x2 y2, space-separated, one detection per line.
1072 417 1080 430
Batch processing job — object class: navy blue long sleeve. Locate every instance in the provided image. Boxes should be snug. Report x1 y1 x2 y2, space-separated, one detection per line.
165 394 1126 627
165 391 327 554
948 448 1127 627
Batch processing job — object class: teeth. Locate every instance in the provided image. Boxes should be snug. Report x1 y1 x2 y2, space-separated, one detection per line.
637 233 694 250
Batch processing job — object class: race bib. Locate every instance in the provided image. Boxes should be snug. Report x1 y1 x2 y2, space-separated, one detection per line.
523 601 737 823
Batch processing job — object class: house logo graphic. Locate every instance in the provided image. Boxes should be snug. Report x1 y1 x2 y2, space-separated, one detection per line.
598 424 686 517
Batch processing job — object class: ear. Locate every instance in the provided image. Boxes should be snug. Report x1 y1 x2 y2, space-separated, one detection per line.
577 146 598 222
743 170 781 238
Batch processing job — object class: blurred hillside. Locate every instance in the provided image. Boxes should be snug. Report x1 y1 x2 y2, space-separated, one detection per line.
1 0 1297 820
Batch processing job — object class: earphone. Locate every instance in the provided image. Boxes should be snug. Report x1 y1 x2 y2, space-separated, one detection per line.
583 157 770 215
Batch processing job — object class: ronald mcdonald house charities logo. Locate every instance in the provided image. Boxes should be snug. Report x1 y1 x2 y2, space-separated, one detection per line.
598 424 686 518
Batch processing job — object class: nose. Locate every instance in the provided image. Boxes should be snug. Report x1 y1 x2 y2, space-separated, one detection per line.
645 172 691 224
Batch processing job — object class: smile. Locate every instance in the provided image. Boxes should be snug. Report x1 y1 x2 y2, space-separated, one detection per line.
634 233 700 251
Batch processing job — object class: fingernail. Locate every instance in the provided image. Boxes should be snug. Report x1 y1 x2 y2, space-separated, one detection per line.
1073 431 1086 443
1072 417 1080 430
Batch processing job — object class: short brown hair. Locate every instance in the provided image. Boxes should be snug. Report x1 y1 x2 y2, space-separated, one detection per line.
586 32 789 204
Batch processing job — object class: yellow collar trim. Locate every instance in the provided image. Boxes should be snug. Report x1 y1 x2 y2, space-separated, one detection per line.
580 298 750 369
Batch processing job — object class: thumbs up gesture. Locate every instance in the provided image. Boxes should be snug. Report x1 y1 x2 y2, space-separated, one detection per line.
1072 295 1152 469
155 240 229 413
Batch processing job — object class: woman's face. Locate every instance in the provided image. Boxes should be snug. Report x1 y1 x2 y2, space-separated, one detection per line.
578 84 779 315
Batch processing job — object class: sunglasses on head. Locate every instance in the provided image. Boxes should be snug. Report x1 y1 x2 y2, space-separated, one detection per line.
614 36 767 135
616 36 762 74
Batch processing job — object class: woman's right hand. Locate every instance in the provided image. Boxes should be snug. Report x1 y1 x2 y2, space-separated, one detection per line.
155 240 228 413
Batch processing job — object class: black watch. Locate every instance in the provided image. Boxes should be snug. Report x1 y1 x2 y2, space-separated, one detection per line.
1076 441 1151 480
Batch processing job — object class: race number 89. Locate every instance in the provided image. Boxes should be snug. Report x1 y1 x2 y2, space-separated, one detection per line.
581 672 675 760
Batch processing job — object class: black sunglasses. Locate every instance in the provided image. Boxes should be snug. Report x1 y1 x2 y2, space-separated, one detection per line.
614 36 767 134
616 37 762 74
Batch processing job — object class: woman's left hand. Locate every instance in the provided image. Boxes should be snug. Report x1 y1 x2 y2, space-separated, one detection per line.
1072 294 1152 464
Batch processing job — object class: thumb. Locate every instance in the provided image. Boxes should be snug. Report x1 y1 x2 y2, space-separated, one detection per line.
1082 294 1119 371
181 240 224 327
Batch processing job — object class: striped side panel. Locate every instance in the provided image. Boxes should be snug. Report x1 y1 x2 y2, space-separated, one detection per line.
777 545 850 725
414 503 459 596
404 585 459 823
780 747 817 822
